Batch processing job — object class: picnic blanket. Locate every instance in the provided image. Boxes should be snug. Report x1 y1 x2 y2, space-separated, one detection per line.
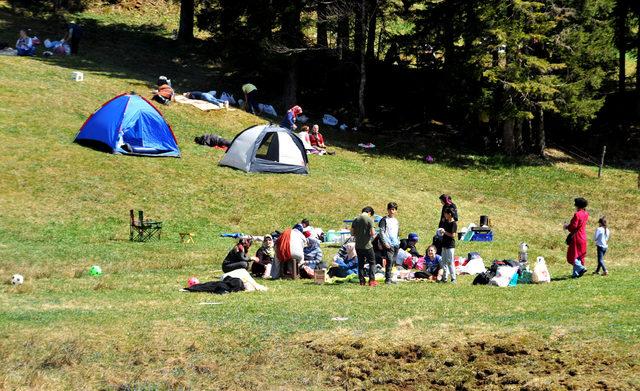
175 94 222 111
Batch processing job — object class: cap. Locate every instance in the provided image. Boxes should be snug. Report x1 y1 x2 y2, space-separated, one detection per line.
408 233 419 241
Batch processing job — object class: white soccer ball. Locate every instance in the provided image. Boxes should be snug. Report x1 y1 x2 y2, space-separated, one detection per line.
11 274 24 285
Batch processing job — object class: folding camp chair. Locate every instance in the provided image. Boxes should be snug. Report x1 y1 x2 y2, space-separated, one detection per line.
129 210 162 242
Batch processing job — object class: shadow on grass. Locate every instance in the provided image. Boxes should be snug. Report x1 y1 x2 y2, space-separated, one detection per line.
0 5 231 92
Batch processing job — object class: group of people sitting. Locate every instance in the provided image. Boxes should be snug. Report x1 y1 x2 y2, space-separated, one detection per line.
8 22 81 57
220 219 325 280
218 194 460 285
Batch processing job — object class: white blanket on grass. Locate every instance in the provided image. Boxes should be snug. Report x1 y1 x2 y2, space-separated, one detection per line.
175 94 222 111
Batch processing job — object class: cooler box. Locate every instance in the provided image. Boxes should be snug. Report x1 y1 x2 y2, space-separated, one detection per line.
471 231 493 241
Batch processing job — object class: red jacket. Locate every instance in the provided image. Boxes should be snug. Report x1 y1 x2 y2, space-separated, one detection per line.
566 209 589 265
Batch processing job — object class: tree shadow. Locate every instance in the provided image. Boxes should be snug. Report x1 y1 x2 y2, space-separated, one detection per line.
0 5 233 92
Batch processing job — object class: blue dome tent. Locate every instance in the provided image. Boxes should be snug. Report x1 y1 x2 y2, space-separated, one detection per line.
74 94 180 157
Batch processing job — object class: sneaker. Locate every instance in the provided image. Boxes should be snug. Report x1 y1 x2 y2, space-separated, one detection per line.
602 271 609 276
368 280 379 287
385 280 397 285
578 268 587 278
359 281 366 286
451 279 457 284
592 270 600 275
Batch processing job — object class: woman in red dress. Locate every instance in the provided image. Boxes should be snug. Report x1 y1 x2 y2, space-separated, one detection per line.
564 197 589 278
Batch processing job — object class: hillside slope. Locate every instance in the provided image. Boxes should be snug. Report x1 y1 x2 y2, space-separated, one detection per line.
1 5 639 390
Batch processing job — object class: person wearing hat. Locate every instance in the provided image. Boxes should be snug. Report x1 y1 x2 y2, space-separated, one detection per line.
399 233 421 258
222 238 258 273
564 197 589 278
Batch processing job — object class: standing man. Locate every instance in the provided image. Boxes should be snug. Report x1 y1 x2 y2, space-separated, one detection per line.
63 21 82 55
379 202 400 284
351 206 378 286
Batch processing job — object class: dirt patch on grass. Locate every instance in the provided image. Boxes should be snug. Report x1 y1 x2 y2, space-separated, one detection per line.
303 332 640 390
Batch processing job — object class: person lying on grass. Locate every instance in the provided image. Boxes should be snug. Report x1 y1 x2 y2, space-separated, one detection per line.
222 238 258 273
183 91 229 108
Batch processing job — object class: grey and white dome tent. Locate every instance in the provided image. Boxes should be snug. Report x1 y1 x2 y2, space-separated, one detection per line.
219 124 309 174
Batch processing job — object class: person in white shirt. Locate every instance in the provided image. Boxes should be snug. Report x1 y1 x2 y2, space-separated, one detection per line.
16 29 34 56
594 216 610 276
378 202 400 284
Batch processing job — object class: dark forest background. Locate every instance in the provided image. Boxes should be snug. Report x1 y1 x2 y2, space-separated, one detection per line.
9 0 640 163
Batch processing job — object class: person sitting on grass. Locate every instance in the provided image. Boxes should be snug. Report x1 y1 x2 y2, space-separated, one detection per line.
16 29 35 56
152 76 174 105
399 232 421 258
300 231 323 278
296 125 316 153
328 239 358 278
183 91 229 108
423 245 442 281
280 105 302 131
252 235 274 278
309 124 335 155
222 238 258 273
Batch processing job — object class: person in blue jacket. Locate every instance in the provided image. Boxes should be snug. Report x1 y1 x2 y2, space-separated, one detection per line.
280 105 302 131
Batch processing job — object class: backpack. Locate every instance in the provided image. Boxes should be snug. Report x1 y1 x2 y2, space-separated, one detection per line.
473 271 494 285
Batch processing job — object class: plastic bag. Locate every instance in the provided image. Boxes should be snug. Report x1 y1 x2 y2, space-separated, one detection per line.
259 104 277 117
220 92 236 105
532 256 551 283
489 266 518 287
323 114 339 126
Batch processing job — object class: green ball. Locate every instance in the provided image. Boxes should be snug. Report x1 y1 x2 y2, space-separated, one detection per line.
89 265 102 276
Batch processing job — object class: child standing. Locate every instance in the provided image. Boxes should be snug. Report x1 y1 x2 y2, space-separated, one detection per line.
594 217 610 276
379 202 400 285
438 208 457 283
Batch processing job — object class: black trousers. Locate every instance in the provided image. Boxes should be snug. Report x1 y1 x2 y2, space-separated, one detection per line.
356 248 376 283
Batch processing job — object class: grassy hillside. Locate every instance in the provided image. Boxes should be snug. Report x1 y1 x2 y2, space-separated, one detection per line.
1 4 640 390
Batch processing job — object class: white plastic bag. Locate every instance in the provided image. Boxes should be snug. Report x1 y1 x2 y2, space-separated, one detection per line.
461 257 486 275
532 256 551 283
489 266 518 287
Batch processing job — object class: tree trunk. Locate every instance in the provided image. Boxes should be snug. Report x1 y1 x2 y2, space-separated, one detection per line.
514 118 523 153
283 57 298 109
358 0 367 125
535 106 545 156
316 1 328 47
354 2 364 54
616 0 627 95
281 0 304 47
337 14 350 60
502 119 515 155
177 0 194 42
366 0 377 60
637 27 640 92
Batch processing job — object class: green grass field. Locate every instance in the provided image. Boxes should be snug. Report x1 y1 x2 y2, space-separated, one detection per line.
1 4 640 390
